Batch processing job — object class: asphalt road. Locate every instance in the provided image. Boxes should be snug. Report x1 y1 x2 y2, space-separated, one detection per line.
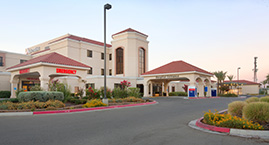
0 97 268 145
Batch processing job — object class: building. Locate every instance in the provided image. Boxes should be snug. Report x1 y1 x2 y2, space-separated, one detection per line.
1 28 215 98
222 80 260 95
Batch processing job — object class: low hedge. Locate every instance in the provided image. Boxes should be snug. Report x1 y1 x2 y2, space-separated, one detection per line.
0 100 65 110
0 91 11 98
218 93 237 97
245 97 259 103
169 92 187 96
243 102 269 124
18 91 64 102
228 101 247 117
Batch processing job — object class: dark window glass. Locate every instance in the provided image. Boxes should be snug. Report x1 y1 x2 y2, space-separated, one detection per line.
86 83 95 89
87 50 92 57
101 68 104 75
109 54 112 61
172 86 175 92
20 59 27 64
139 48 145 75
116 48 123 74
87 68 92 74
114 83 123 89
0 57 3 66
101 53 104 60
109 69 112 75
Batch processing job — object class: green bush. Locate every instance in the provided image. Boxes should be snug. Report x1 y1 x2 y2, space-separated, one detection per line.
18 91 64 102
48 80 71 101
245 97 259 103
260 97 269 103
127 87 141 98
86 88 101 99
100 87 112 98
168 91 187 96
228 101 247 117
29 85 43 91
112 87 128 98
243 102 269 123
9 98 19 103
15 89 24 98
218 93 237 97
0 91 11 98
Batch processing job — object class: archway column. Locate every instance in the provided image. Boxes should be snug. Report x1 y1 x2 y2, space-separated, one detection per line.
40 75 50 91
164 81 169 96
10 78 19 98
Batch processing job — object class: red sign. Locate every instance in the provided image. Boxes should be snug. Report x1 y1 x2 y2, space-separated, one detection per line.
20 68 30 74
56 68 77 74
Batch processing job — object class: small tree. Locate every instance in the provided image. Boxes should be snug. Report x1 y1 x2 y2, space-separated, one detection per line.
182 84 188 93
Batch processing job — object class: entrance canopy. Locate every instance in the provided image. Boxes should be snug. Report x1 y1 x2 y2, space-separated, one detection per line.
141 60 213 97
7 52 91 98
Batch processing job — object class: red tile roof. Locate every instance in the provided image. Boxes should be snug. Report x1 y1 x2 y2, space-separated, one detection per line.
223 80 260 85
49 34 112 47
142 60 213 76
7 52 91 70
112 28 148 37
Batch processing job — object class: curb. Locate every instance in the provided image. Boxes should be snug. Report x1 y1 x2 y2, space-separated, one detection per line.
184 97 220 99
189 109 269 140
0 101 158 116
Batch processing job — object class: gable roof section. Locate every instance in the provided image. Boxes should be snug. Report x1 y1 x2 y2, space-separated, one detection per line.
7 52 91 70
49 34 112 47
112 28 148 37
223 80 260 85
142 60 213 76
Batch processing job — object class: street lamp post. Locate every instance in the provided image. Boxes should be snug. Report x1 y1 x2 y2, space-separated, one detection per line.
237 67 240 97
103 3 112 104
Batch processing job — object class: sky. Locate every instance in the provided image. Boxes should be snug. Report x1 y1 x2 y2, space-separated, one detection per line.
0 0 269 82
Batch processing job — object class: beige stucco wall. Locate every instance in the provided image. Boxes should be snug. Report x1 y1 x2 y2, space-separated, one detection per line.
111 32 149 77
241 85 259 95
0 73 11 91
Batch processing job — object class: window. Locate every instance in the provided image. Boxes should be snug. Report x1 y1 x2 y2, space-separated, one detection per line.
109 69 112 75
86 83 95 89
172 86 175 92
87 68 92 74
45 46 50 50
109 54 112 60
87 50 92 57
116 48 123 74
101 68 104 75
114 83 123 89
139 48 145 75
101 53 104 60
20 59 27 64
0 56 3 66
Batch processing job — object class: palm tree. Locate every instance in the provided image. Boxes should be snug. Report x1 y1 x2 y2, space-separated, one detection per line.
262 80 267 95
213 71 227 94
227 75 234 92
266 74 269 83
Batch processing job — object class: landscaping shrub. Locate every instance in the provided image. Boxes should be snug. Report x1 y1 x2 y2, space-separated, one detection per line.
228 101 247 117
168 92 187 96
10 98 19 103
45 100 65 108
29 85 42 91
18 91 64 102
82 99 107 108
127 87 141 98
203 110 264 130
45 106 57 110
16 101 35 110
86 87 101 99
112 87 128 98
100 87 112 98
245 97 259 103
123 97 144 102
243 102 269 124
260 97 269 103
218 93 237 97
48 79 71 101
0 91 11 98
15 89 24 98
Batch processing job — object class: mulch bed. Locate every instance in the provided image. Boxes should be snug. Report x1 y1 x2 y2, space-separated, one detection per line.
0 101 149 113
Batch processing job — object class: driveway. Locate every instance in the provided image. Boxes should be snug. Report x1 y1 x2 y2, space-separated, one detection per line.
0 97 268 145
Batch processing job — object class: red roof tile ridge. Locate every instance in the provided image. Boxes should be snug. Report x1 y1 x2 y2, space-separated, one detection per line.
112 28 148 37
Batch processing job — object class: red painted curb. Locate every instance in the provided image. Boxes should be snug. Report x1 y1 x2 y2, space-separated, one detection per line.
195 117 230 133
188 97 220 99
33 101 157 115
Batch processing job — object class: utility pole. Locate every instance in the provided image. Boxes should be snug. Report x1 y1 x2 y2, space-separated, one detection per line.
253 57 258 83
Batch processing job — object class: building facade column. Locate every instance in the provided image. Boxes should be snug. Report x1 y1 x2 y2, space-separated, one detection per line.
10 78 19 98
40 76 50 91
78 78 86 97
164 81 169 96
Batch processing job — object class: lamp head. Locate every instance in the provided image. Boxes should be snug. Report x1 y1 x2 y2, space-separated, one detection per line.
104 3 112 10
